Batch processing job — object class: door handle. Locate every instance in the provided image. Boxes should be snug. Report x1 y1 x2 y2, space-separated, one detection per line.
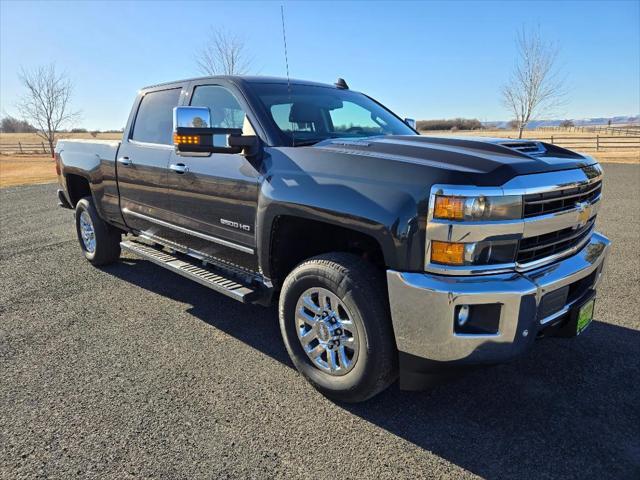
117 156 132 166
169 163 189 174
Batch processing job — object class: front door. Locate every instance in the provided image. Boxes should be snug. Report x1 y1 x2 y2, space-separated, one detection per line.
117 86 182 236
163 84 261 271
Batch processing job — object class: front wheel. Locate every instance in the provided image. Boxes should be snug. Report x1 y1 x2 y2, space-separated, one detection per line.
278 253 397 402
75 197 121 266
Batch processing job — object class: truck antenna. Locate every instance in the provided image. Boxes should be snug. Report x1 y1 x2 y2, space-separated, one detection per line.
280 5 291 89
280 5 295 145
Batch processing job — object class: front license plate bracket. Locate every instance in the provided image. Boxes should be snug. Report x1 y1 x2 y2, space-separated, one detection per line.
554 291 596 338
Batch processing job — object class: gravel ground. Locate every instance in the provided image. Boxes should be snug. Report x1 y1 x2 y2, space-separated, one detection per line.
1 164 639 480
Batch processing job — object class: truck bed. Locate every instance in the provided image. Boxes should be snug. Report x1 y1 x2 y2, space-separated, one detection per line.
55 138 124 226
57 138 121 161
57 139 121 178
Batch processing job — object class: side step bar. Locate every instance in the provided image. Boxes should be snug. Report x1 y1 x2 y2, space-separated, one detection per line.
120 240 259 303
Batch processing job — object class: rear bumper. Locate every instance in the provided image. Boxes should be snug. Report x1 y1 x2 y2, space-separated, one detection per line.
387 231 610 389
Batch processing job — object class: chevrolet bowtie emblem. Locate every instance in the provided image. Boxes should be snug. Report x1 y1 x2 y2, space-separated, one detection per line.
575 201 592 228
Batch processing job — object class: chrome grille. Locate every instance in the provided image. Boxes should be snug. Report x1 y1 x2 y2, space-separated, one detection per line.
425 166 603 275
523 180 602 218
517 217 596 264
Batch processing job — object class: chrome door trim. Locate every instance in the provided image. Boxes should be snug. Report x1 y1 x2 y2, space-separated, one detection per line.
122 208 255 254
127 139 175 150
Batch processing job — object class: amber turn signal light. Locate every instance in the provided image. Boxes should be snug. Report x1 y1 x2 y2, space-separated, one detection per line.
431 241 465 265
173 134 200 145
434 195 465 220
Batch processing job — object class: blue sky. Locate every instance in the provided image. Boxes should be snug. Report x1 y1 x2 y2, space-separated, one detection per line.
1 0 638 130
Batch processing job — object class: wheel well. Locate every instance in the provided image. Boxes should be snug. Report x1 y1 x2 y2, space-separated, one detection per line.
65 174 92 207
269 216 385 288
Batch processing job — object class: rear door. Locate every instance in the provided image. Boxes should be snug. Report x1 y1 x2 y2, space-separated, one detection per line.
117 86 183 235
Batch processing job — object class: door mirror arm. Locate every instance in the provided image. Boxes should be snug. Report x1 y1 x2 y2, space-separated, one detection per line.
228 134 260 157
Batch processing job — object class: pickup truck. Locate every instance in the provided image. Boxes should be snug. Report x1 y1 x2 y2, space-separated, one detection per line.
55 75 610 402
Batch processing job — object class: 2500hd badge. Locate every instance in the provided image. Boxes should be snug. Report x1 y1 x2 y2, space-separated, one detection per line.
220 218 251 232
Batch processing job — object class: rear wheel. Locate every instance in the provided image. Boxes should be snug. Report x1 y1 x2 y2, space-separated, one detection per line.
75 197 121 266
279 253 397 402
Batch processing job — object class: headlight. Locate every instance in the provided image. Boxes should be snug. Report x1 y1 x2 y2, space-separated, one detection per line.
434 195 522 221
431 240 518 266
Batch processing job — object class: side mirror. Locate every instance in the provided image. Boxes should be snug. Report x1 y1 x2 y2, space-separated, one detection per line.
173 106 242 155
404 118 417 130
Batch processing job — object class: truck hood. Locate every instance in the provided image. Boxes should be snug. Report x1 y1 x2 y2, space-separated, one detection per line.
313 135 598 186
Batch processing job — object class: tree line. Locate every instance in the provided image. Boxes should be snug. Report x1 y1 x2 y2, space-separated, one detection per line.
0 117 122 135
417 119 484 131
0 116 37 133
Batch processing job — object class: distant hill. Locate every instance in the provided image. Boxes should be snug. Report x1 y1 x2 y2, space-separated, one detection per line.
485 115 640 129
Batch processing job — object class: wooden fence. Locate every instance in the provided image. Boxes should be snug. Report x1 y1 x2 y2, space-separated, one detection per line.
0 142 50 154
506 135 640 151
537 125 640 136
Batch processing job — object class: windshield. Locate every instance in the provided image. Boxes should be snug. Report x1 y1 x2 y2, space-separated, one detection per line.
251 83 416 146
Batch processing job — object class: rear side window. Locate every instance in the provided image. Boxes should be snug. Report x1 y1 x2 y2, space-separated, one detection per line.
131 88 181 145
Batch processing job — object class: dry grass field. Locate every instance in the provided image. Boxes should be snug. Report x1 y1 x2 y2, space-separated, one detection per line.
1 130 637 188
0 132 122 144
0 155 57 188
0 133 122 188
0 132 123 187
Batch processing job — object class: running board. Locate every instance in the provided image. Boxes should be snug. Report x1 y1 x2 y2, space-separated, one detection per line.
120 240 259 303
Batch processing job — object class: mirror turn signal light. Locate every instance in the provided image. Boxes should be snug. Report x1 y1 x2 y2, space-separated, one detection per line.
173 134 200 145
431 240 465 265
434 195 465 220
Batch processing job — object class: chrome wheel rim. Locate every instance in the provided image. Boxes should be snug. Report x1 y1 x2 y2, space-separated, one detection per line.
79 211 96 253
295 287 359 376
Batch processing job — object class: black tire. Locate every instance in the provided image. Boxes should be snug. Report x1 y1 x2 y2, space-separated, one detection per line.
74 197 121 266
278 253 397 402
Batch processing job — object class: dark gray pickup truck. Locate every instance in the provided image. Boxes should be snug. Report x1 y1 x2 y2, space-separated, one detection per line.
55 76 610 402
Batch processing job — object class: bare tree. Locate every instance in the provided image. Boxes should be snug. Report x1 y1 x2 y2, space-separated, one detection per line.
17 64 80 156
196 28 253 76
501 27 566 138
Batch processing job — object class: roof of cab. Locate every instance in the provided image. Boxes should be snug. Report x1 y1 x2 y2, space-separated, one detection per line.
141 75 337 91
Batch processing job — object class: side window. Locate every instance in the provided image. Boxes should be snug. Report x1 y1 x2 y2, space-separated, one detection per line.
190 85 246 129
131 88 181 145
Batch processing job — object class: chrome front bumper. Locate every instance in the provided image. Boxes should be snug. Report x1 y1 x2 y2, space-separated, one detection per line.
387 231 610 375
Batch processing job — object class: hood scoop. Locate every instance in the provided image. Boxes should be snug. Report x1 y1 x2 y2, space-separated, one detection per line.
500 141 546 156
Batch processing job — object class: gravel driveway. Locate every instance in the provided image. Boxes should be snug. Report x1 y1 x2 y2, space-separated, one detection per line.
1 163 639 479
